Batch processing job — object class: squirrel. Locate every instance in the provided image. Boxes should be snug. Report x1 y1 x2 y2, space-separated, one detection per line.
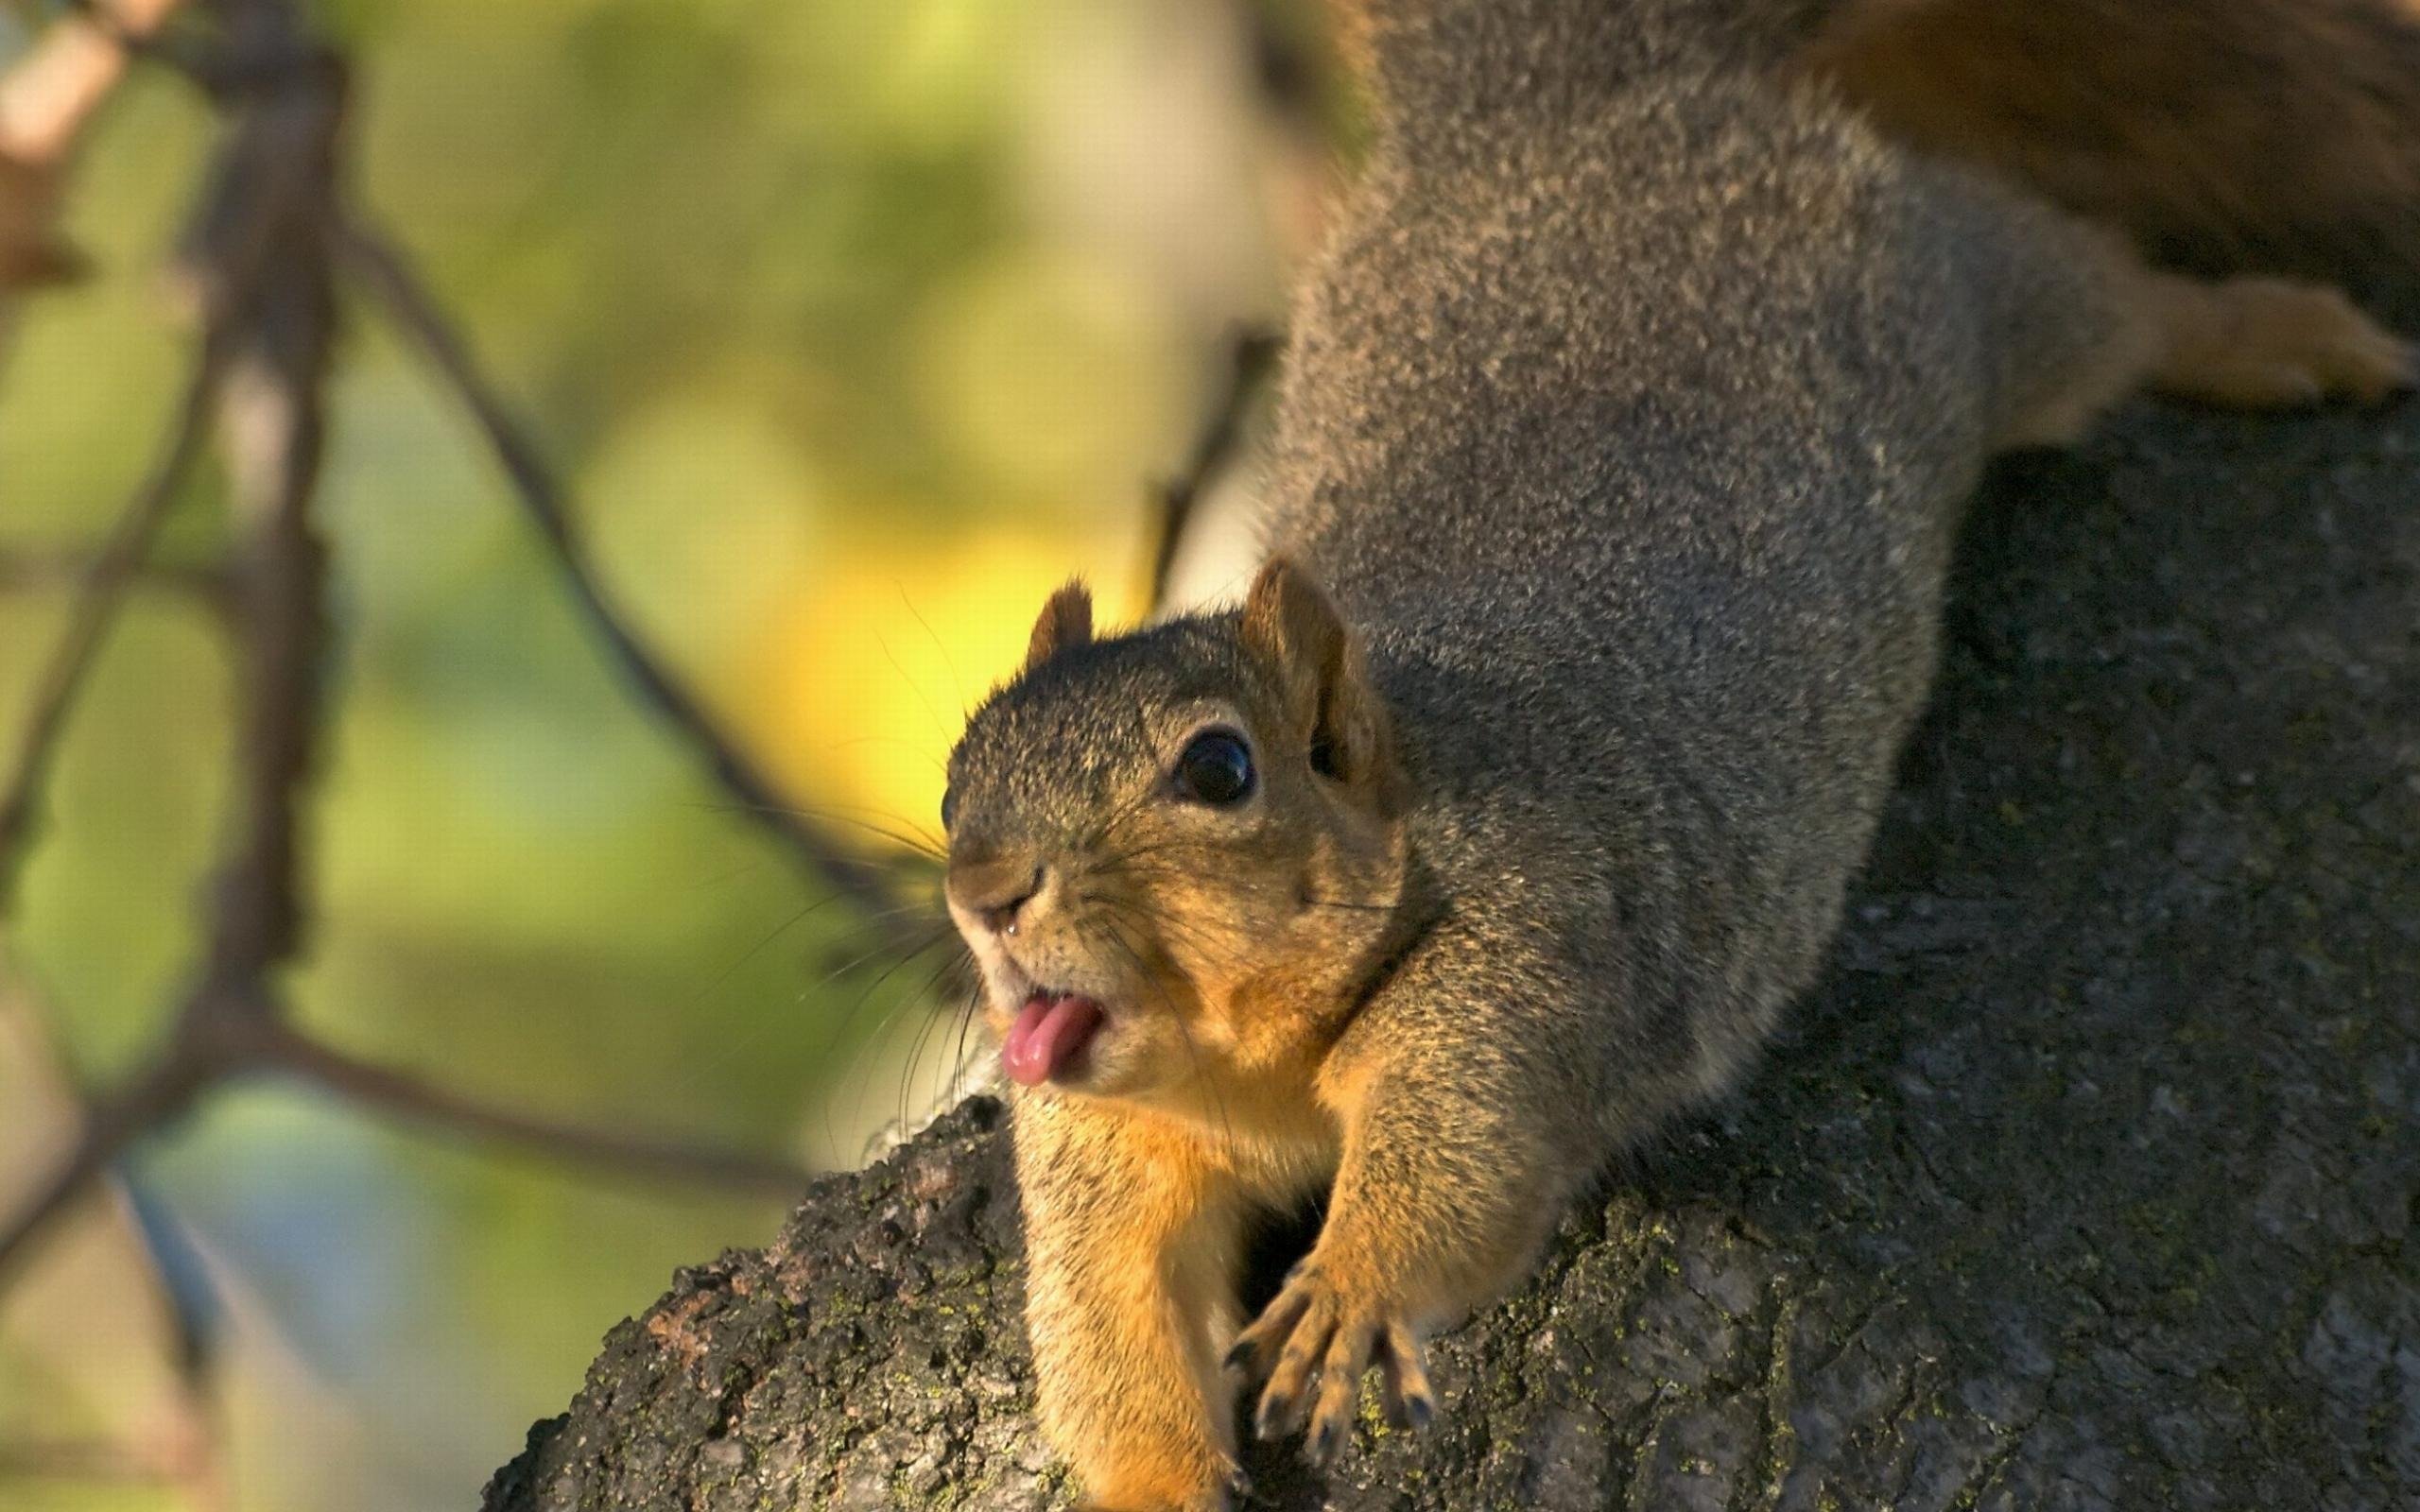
937 2 2417 1507
1795 0 2420 281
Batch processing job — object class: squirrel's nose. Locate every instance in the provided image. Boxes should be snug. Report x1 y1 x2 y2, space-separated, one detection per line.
948 856 1046 936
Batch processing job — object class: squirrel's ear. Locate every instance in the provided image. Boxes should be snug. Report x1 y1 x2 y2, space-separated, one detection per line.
1240 558 1395 797
1025 579 1094 672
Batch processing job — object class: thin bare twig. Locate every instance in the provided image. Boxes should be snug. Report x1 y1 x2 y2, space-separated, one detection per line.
1 0 856 1311
0 1030 223 1287
0 546 233 606
252 1017 812 1196
0 337 224 915
0 1439 167 1483
0 0 191 166
0 0 194 359
0 0 342 1287
1 974 229 1509
1 55 819 1262
329 218 923 934
1149 326 1281 610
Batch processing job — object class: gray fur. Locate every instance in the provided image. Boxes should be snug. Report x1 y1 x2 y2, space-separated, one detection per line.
952 29 2132 1140
1250 54 2135 1135
942 3 2156 1463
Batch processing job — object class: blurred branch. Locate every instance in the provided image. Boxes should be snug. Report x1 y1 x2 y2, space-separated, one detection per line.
0 0 193 353
0 0 819 1297
331 216 920 934
0 544 233 605
0 1425 222 1505
0 0 346 1283
0 988 814 1286
0 0 189 165
0 1025 222 1290
1149 325 1281 610
0 335 222 916
253 1017 812 1195
0 1438 166 1482
190 1 338 992
0 978 231 1512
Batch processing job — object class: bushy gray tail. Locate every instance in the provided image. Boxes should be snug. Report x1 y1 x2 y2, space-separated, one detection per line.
1354 0 1810 139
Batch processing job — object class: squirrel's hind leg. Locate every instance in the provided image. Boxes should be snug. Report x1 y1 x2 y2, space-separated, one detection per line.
2135 268 2415 412
1993 229 2414 450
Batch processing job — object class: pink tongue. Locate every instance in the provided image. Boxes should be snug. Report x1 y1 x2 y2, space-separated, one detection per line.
1002 994 1105 1087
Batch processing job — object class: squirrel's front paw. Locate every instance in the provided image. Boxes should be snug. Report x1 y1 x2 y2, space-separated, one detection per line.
1224 1259 1438 1467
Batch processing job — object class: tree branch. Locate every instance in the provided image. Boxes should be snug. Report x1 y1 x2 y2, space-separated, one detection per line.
188 4 339 987
0 1031 221 1288
329 216 920 936
0 0 190 167
0 0 193 354
251 1017 812 1197
483 383 2420 1512
0 3 843 1303
1149 326 1281 610
0 0 347 1288
0 336 224 915
0 545 233 606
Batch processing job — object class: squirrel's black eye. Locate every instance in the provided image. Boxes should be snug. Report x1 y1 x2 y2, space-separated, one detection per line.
940 784 959 833
1173 729 1255 807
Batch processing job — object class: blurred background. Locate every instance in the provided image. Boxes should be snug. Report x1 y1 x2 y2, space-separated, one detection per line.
0 0 1338 1506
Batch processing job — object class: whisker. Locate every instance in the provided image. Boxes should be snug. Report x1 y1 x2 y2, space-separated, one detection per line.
897 584 973 720
1100 913 1235 1152
1104 852 1402 914
871 621 954 755
637 897 954 1123
1081 780 1170 853
947 975 988 1105
815 734 952 779
692 799 948 861
816 930 968 1151
1080 884 1260 978
892 947 980 1140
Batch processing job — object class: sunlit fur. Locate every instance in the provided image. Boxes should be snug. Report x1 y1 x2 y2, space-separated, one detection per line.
945 578 1411 1122
1801 0 2420 280
944 570 1420 1509
948 4 2420 1508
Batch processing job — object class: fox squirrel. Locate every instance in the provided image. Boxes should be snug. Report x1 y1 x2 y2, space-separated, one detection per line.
1798 0 2420 279
938 2 2417 1507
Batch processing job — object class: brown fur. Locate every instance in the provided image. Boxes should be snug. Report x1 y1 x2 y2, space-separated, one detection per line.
942 6 2420 1508
1026 578 1096 670
2000 230 2412 446
1803 0 2420 276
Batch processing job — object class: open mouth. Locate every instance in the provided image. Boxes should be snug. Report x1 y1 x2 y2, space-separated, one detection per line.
1001 989 1107 1087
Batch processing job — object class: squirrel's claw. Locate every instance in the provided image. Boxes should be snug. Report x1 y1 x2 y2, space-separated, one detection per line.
1378 1317 1438 1432
1229 1263 1438 1469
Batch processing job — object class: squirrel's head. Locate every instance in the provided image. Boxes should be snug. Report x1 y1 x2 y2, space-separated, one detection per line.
942 558 1410 1111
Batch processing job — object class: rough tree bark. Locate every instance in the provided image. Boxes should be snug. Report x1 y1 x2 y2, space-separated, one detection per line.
481 280 2420 1510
